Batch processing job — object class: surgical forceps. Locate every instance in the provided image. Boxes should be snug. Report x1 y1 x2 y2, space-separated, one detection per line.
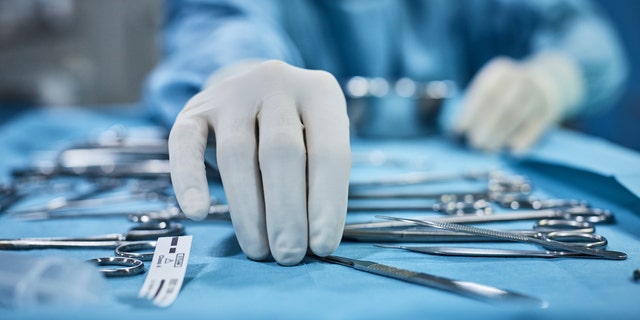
375 216 627 260
344 206 614 230
344 218 605 246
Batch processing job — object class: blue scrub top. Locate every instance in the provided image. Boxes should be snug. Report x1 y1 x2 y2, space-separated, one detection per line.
144 0 627 129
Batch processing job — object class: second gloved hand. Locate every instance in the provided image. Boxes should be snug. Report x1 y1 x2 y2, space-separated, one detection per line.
454 51 584 153
169 60 351 265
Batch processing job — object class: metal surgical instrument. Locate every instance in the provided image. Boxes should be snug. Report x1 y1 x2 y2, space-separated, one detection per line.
374 246 603 259
349 170 492 188
492 193 589 210
347 198 493 215
349 169 531 190
344 206 614 230
0 220 183 251
6 179 125 216
313 254 545 306
375 216 627 260
0 184 23 213
343 219 604 244
86 256 146 277
127 204 231 223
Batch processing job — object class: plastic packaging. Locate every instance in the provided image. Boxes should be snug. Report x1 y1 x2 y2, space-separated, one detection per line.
0 252 106 308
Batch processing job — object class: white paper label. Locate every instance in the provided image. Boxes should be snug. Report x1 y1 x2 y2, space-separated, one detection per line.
138 235 192 307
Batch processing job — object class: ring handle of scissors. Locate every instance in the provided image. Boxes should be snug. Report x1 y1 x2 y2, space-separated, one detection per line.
533 219 595 233
86 257 145 277
560 207 614 224
540 231 608 249
115 241 156 261
493 193 589 210
432 199 493 216
125 220 185 241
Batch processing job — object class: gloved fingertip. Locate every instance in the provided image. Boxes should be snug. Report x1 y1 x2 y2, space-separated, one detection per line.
309 237 340 257
179 187 211 221
244 249 272 262
273 247 306 266
271 239 307 266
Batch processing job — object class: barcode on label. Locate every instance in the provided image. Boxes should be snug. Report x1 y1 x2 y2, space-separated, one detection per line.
138 235 192 308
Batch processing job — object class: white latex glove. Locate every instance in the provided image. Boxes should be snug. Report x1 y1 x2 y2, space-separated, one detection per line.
454 51 584 153
168 60 351 265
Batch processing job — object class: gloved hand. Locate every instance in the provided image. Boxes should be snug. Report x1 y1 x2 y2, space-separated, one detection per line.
453 51 584 153
168 60 351 265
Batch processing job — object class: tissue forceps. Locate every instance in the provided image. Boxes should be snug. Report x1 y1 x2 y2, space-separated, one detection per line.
375 216 626 260
344 206 614 230
313 254 545 306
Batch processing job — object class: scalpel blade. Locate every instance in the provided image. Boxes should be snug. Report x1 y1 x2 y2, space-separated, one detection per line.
314 255 546 307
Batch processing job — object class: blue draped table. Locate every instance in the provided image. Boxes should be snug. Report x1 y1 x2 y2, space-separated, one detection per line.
1 105 639 319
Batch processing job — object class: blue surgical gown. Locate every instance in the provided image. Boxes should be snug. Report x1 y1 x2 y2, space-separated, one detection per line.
144 0 627 129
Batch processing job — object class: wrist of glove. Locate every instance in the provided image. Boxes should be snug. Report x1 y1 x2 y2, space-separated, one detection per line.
454 51 584 153
168 60 351 266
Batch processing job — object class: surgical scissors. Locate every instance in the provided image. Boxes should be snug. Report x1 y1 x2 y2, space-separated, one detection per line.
0 220 183 250
375 216 626 260
0 220 184 275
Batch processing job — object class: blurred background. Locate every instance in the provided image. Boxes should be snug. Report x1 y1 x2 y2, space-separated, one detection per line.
0 0 160 106
0 0 637 150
